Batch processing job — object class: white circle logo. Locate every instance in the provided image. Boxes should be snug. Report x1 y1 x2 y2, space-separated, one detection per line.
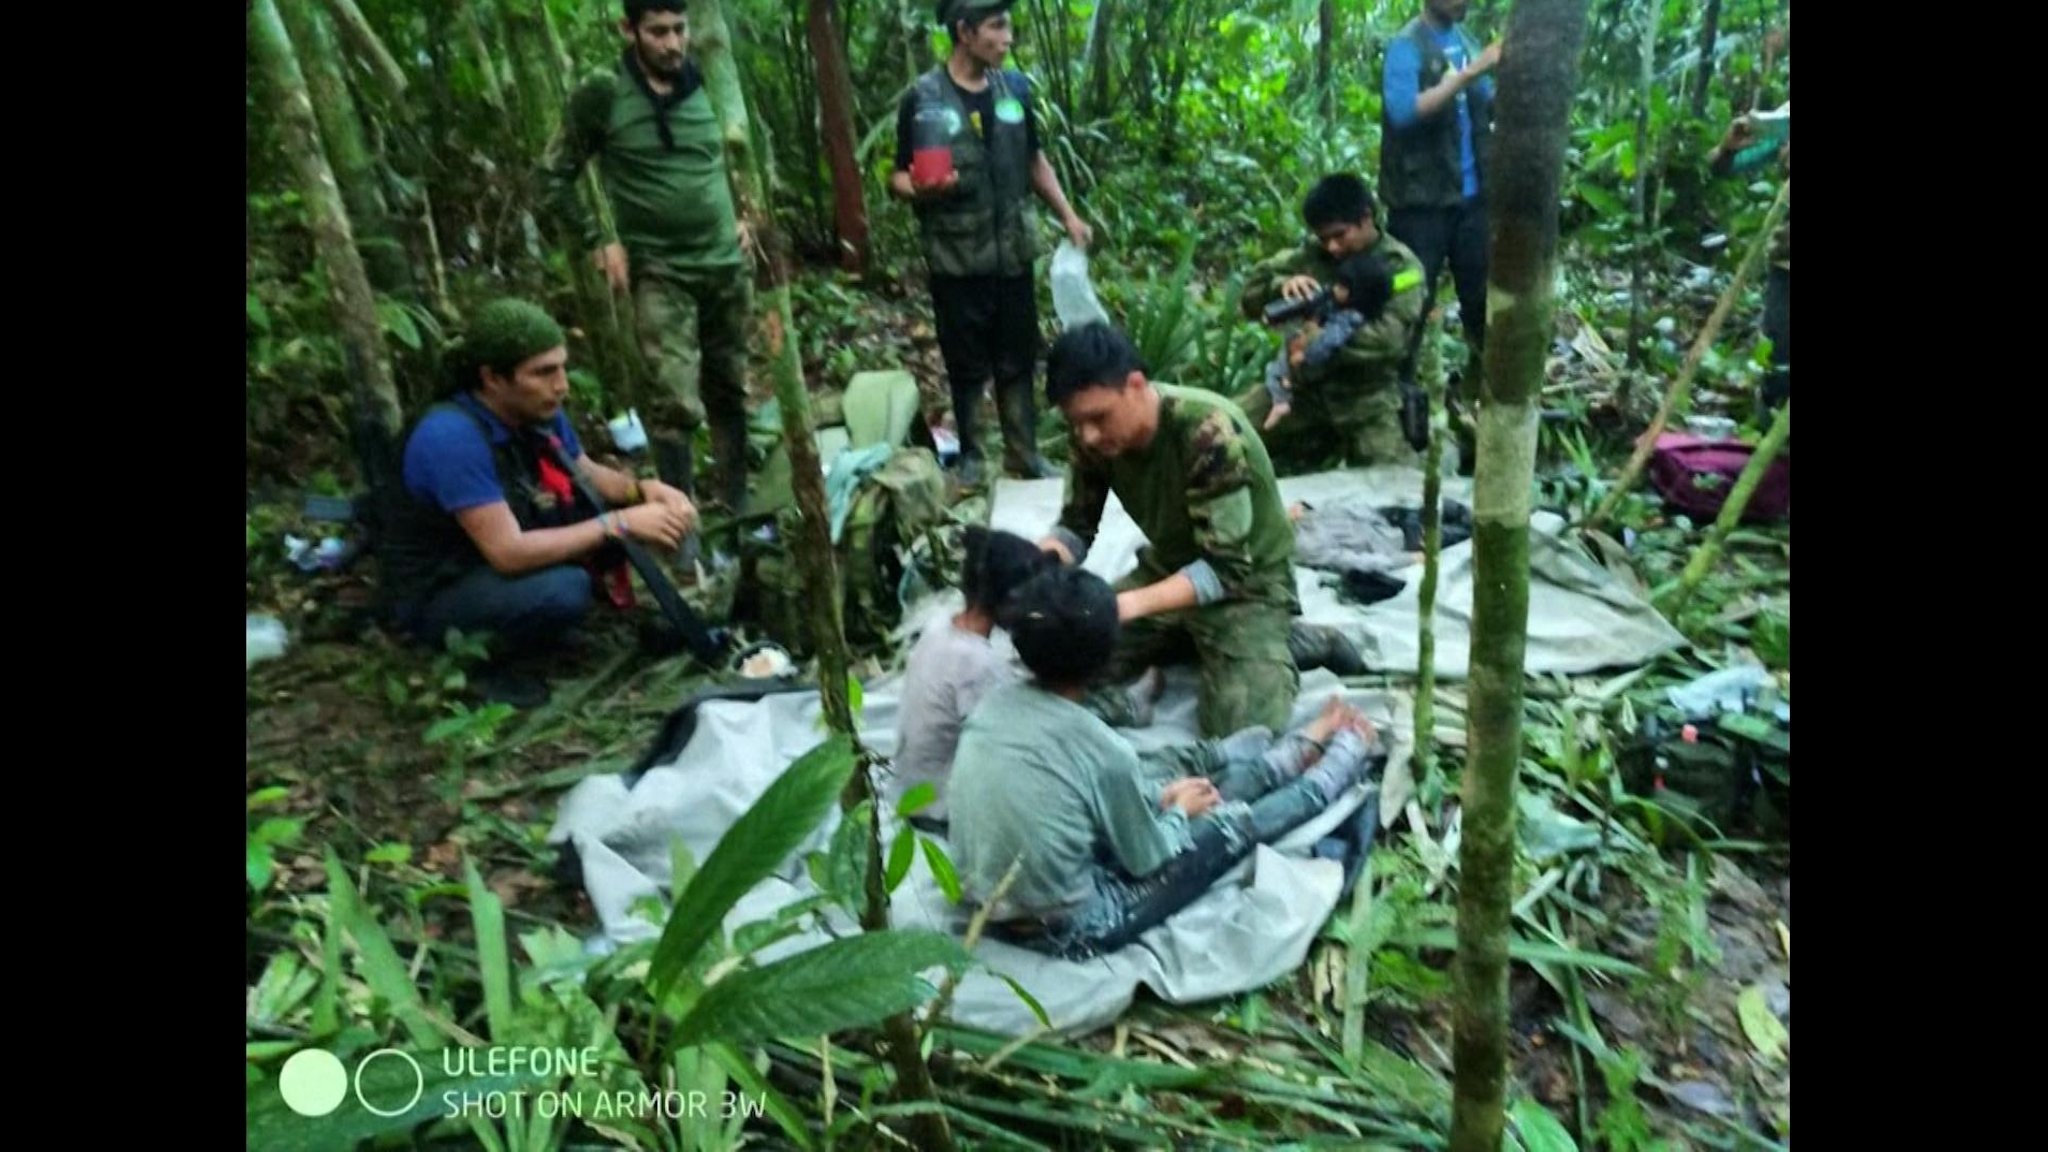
354 1049 425 1118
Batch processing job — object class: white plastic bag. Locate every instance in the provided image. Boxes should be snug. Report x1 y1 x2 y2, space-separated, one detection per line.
247 614 289 670
1050 240 1109 330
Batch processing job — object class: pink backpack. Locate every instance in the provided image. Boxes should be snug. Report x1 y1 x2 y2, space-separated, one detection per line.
1648 433 1790 523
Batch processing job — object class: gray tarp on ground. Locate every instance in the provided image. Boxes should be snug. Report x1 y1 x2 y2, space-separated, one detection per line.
988 464 1686 680
549 669 1394 1039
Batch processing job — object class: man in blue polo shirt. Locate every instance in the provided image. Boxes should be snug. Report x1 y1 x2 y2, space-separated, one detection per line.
1380 0 1499 466
382 298 696 704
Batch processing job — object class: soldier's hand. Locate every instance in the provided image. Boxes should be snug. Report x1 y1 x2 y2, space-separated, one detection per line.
1038 537 1075 565
621 502 691 550
1160 778 1221 817
1265 402 1292 430
911 171 961 200
1719 116 1757 154
1471 40 1502 75
595 244 630 294
1280 275 1322 302
1064 214 1093 249
640 479 694 515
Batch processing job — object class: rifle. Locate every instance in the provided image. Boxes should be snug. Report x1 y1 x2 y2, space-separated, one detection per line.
535 433 736 667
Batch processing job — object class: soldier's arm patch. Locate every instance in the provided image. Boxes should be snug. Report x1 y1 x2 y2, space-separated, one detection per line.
1184 411 1254 504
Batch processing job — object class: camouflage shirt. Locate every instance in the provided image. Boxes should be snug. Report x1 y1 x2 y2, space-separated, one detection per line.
1240 235 1428 395
1053 384 1297 608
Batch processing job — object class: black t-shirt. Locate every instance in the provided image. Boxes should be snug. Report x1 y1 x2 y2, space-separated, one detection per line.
893 71 1041 171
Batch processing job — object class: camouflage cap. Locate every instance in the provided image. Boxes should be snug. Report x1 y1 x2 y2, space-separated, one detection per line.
937 0 1015 27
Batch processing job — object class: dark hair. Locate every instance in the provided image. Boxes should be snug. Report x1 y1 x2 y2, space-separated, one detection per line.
1046 322 1146 407
1303 174 1376 231
1333 252 1394 322
625 1 686 26
998 567 1120 687
959 526 1052 615
938 0 1013 45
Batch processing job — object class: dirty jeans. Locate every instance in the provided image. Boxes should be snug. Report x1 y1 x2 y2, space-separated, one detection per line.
1010 733 1344 961
401 564 592 658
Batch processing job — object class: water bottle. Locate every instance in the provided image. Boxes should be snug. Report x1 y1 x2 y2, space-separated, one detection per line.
910 104 955 189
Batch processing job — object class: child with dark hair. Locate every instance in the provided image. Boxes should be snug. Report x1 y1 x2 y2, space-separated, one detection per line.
949 565 1383 960
887 528 1163 825
1259 250 1396 431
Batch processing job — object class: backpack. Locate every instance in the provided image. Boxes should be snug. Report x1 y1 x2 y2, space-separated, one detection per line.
1648 433 1790 523
1618 702 1790 840
735 446 952 659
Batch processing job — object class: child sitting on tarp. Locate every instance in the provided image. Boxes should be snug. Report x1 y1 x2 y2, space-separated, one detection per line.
1259 251 1396 431
886 528 1165 830
948 565 1382 960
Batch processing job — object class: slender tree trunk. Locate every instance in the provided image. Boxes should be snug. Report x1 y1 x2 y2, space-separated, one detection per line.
1623 5 1656 371
249 0 401 438
1689 0 1722 118
1583 180 1788 534
1447 2 1588 1149
1317 0 1336 122
279 0 412 295
694 3 953 1146
811 0 871 273
315 0 408 99
1414 307 1449 799
1085 0 1115 118
1663 401 1789 612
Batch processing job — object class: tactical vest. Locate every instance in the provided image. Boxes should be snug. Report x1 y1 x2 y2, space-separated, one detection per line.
1378 18 1494 211
910 68 1038 279
378 399 584 612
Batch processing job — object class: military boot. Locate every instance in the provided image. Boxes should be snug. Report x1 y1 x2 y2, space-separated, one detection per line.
1289 621 1369 677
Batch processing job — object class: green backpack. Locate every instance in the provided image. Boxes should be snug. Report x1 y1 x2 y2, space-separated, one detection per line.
736 446 952 659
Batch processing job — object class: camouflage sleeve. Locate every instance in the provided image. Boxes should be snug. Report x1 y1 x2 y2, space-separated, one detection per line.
1239 247 1310 321
1051 447 1111 562
1299 255 1425 386
1181 409 1263 603
539 76 617 253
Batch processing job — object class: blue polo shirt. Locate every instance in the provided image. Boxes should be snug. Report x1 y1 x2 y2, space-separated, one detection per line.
401 392 583 514
1384 24 1493 199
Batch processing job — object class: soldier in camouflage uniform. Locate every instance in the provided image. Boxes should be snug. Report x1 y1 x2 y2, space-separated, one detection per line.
540 0 753 531
1709 108 1789 415
1237 175 1429 474
1038 323 1365 738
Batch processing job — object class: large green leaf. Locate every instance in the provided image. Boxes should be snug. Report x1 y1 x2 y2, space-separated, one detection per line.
675 930 971 1050
649 735 857 995
1509 1097 1580 1152
464 859 514 1041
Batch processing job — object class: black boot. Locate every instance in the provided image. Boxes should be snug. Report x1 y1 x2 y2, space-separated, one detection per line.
1289 621 1369 677
709 414 750 516
651 432 702 571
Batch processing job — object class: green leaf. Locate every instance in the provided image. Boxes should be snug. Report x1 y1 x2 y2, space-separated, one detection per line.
378 297 423 350
248 786 291 810
675 930 970 1050
849 674 864 718
247 842 275 891
894 781 938 817
365 842 412 866
255 817 303 847
465 859 514 1042
247 292 271 331
1510 1097 1580 1152
921 836 962 904
650 735 858 996
996 973 1051 1030
886 825 916 892
1738 984 1788 1063
324 849 437 1045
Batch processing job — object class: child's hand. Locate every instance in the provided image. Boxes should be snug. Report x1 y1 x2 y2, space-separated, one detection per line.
1265 401 1291 429
1159 777 1221 816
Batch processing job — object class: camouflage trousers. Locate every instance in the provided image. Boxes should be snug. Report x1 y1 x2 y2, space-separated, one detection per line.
1234 375 1420 474
1085 579 1299 738
632 267 752 440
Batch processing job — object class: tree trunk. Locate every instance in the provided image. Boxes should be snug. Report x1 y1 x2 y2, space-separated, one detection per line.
810 0 871 274
1317 0 1336 122
1085 0 1115 118
1623 4 1656 371
315 0 408 99
1583 179 1788 535
462 0 507 111
249 0 402 439
1689 0 1722 118
1413 307 1449 799
278 0 412 295
1447 2 1588 1150
1662 400 1789 613
693 3 954 1146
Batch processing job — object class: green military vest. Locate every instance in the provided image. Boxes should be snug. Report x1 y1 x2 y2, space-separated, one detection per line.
1378 18 1494 211
909 68 1038 279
